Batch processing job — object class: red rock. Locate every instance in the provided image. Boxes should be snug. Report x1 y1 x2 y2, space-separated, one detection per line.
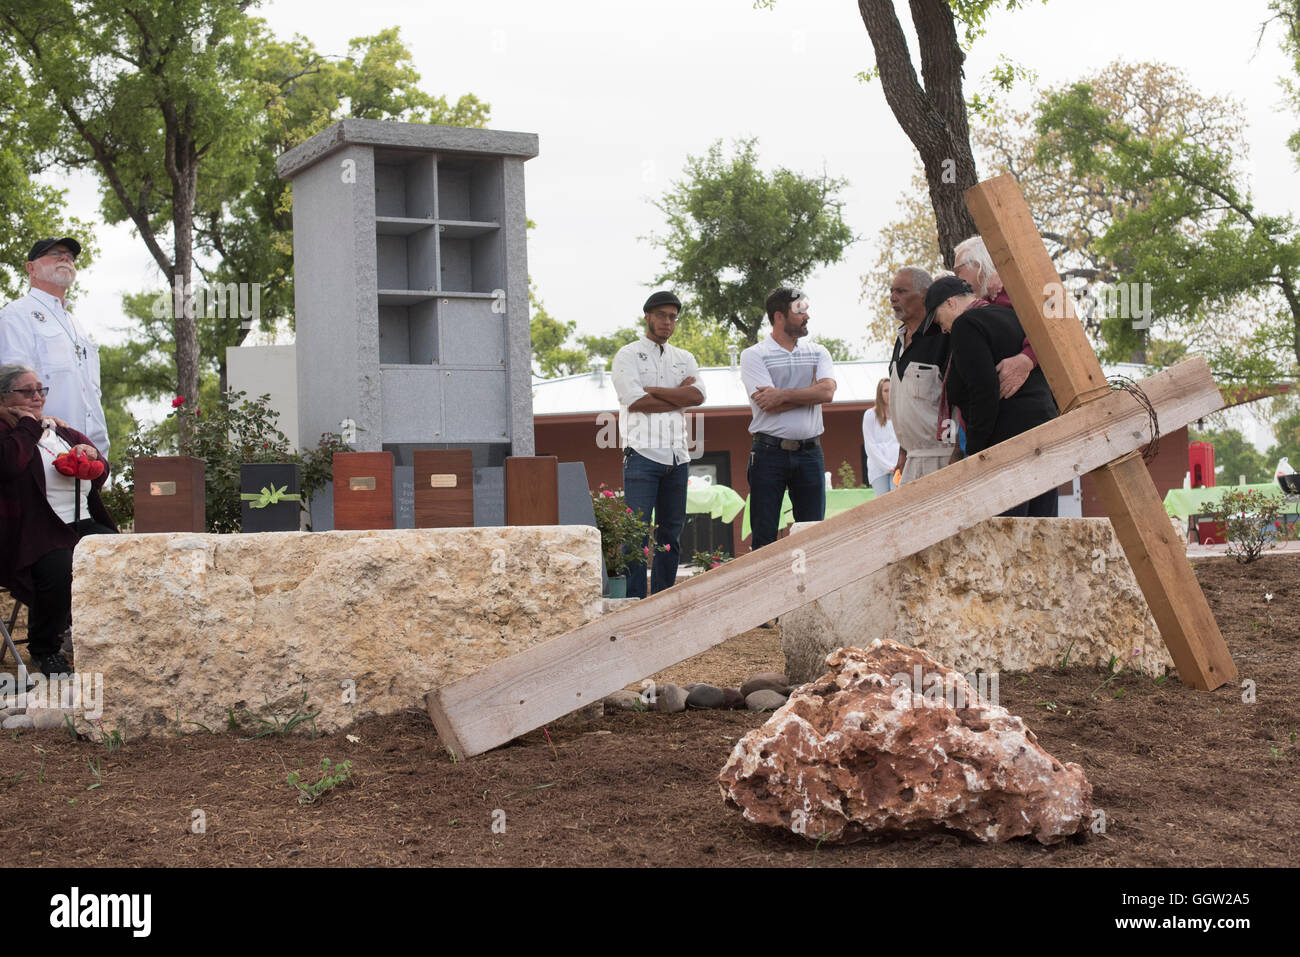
718 640 1093 845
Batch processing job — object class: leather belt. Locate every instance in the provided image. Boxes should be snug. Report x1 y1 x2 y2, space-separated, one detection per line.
753 432 820 451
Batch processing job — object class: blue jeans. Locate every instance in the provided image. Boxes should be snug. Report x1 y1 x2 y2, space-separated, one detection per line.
622 450 689 598
747 441 825 551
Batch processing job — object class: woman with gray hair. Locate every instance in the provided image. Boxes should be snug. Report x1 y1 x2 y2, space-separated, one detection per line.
0 362 117 677
953 234 1039 400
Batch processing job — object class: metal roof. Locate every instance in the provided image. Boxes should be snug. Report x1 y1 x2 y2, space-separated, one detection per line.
532 357 1155 416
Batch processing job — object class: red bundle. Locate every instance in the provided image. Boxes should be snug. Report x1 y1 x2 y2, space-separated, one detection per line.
53 448 106 481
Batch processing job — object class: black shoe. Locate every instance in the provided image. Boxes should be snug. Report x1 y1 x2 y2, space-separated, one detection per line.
758 617 780 629
31 652 73 678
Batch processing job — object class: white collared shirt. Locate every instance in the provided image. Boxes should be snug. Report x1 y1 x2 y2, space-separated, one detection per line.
739 335 835 439
0 289 109 455
611 335 705 466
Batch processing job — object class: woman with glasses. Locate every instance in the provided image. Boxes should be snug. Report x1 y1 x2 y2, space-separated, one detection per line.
0 362 117 677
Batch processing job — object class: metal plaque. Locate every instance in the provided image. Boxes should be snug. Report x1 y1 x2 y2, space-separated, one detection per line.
349 476 376 491
149 482 176 496
429 474 458 488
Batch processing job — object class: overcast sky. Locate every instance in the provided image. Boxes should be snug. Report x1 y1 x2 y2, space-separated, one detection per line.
51 0 1299 441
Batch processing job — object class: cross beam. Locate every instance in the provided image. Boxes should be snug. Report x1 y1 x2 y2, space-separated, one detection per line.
426 358 1226 758
966 174 1236 691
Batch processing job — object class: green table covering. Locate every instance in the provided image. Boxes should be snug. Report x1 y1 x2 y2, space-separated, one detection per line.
685 483 746 523
1162 483 1288 523
741 487 878 540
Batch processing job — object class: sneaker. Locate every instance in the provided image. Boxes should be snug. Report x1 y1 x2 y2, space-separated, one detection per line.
32 652 73 678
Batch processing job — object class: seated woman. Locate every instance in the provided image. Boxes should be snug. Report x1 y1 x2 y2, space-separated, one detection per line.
0 363 117 677
922 277 1060 517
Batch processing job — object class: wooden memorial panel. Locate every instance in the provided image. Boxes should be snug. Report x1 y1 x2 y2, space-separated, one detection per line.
413 450 474 528
333 452 395 530
133 456 206 533
504 456 558 526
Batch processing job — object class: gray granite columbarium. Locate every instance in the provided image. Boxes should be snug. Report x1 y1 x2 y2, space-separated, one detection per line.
274 119 540 530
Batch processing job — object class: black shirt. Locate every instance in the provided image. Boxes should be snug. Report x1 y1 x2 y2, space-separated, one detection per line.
944 304 1057 455
889 316 950 379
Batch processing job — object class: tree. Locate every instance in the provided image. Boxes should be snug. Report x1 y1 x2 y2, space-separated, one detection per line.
0 61 100 300
1036 74 1300 383
649 138 854 345
530 285 590 377
1 6 489 438
861 60 1279 380
1190 427 1271 485
0 1 272 430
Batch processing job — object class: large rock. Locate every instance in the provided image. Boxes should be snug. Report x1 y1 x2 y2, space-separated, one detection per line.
71 527 602 738
719 641 1092 845
782 517 1171 683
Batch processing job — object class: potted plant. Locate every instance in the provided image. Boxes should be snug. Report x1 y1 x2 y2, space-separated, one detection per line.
592 484 663 598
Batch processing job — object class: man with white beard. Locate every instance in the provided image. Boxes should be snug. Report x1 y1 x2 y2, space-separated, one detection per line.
0 238 109 455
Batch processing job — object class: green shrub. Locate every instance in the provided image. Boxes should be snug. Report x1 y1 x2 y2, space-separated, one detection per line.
102 391 350 532
1206 488 1296 564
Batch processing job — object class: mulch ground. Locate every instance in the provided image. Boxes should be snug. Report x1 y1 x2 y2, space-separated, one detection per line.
1 555 1296 867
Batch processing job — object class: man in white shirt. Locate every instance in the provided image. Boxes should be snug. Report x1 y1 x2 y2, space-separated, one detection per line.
740 286 836 552
0 238 110 455
610 290 706 598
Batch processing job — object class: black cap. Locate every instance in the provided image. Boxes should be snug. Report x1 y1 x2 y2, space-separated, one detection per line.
921 275 973 330
642 290 681 313
27 237 81 262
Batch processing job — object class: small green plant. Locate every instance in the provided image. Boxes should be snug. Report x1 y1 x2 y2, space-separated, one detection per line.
98 724 124 753
237 691 321 740
86 757 103 791
688 546 733 572
227 706 241 732
835 460 858 489
1060 640 1077 668
1206 488 1296 564
286 757 353 805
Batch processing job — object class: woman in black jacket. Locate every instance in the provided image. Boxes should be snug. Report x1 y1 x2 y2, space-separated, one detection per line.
923 276 1059 517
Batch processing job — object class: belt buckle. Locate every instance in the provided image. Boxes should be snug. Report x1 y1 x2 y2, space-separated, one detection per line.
780 439 799 451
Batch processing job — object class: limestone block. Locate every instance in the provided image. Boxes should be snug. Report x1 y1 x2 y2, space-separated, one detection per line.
782 518 1171 684
71 526 602 738
720 641 1092 845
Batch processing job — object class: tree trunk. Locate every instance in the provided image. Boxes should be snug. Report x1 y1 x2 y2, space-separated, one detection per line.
858 0 980 267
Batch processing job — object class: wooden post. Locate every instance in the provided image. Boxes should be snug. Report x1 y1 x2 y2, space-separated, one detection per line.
965 174 1236 690
426 360 1224 758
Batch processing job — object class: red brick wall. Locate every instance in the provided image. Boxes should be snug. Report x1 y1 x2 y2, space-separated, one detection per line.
534 404 873 555
534 412 1191 545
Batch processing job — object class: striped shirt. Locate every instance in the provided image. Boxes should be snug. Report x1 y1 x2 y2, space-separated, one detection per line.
739 335 835 440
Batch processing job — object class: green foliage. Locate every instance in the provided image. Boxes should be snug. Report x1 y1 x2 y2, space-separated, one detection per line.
237 691 321 740
530 285 590 377
592 484 663 576
1 5 489 416
836 460 859 489
687 547 732 572
102 391 350 532
287 757 352 805
1035 80 1300 383
1266 400 1300 469
1190 428 1271 486
650 138 854 345
1206 488 1296 564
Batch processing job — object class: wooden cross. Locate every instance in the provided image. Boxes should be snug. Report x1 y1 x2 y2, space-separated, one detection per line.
425 176 1235 759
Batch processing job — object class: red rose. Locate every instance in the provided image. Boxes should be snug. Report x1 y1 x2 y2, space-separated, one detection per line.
171 396 185 408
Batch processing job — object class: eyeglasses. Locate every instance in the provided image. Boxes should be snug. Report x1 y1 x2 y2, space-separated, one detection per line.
5 387 49 398
39 250 76 263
